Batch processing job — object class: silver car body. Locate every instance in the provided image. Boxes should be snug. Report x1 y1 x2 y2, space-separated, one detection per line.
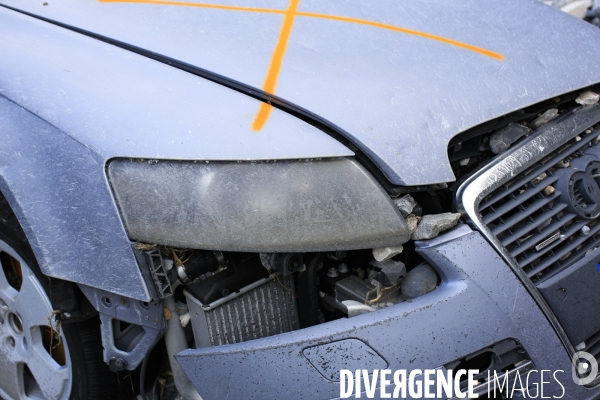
1 0 600 298
2 0 600 398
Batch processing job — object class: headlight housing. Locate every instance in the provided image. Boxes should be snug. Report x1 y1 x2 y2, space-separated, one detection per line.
108 158 409 252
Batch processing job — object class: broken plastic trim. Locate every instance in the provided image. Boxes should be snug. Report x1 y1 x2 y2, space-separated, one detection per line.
107 158 410 252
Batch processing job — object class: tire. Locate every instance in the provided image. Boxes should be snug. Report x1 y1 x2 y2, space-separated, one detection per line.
0 197 134 400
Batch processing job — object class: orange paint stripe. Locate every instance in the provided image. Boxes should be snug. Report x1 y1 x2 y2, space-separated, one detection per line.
101 0 504 131
100 0 503 61
295 11 504 61
252 0 300 131
99 0 285 15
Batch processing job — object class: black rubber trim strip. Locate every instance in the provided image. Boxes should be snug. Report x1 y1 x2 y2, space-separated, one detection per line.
0 3 404 194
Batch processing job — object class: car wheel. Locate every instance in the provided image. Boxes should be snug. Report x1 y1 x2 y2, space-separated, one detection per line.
0 198 132 400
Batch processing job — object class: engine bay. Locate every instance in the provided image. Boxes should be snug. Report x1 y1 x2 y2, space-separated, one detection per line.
132 86 600 355
136 240 441 351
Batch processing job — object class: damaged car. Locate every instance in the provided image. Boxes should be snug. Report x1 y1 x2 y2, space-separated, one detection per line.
2 0 600 398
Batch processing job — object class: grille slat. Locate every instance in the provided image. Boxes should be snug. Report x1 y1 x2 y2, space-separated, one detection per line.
482 176 559 224
479 132 597 212
478 124 600 284
526 223 600 278
587 341 600 359
585 331 600 351
500 203 569 246
518 220 587 269
508 214 576 257
490 191 561 236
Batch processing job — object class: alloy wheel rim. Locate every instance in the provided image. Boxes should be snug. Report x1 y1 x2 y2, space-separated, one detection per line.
0 240 72 400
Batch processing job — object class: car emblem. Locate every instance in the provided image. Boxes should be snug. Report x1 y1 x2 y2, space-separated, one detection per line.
554 157 600 220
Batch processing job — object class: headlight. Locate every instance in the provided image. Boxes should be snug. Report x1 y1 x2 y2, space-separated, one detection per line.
107 158 409 252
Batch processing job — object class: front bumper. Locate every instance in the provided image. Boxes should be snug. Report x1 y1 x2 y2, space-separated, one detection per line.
176 224 597 399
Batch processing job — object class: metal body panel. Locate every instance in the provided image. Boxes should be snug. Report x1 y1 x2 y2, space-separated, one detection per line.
4 0 600 185
0 96 150 300
176 227 594 398
0 9 351 299
0 8 351 163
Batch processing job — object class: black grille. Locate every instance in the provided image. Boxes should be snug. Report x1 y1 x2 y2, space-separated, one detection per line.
479 125 600 284
583 330 600 365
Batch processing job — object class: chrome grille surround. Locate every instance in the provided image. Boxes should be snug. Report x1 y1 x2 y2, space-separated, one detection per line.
479 127 600 284
456 104 600 359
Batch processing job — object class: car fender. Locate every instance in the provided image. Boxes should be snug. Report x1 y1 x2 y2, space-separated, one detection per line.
0 8 352 300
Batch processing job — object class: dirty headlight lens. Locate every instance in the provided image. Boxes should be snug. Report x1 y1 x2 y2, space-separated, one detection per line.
108 158 409 252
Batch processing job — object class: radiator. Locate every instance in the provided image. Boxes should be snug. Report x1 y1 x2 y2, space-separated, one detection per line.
184 275 299 348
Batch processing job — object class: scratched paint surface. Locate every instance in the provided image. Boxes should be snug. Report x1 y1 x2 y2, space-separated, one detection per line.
0 6 354 299
4 0 600 185
101 0 504 131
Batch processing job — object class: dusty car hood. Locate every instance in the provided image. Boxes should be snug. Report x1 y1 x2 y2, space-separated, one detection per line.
4 0 600 185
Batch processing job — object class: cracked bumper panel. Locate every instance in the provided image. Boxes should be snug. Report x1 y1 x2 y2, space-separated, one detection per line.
108 157 409 252
176 225 598 399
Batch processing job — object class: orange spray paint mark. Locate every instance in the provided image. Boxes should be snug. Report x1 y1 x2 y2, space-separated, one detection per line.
252 0 300 131
99 0 286 15
100 0 505 130
295 11 504 61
